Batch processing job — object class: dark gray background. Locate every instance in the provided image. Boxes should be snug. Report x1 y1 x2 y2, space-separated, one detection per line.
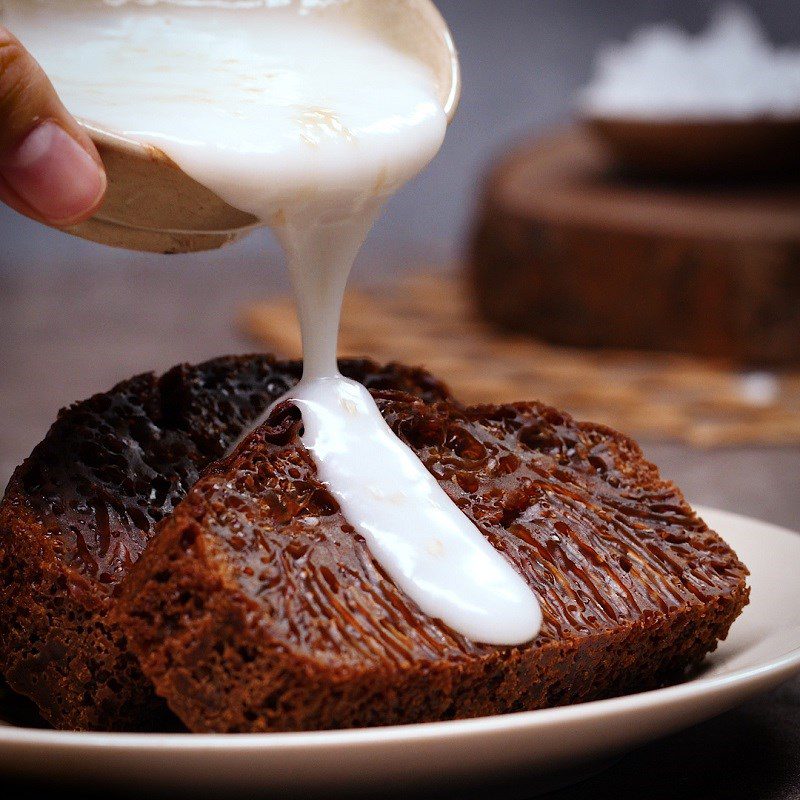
1 3 799 798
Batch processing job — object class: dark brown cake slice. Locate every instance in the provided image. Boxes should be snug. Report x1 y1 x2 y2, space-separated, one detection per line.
0 356 449 731
117 392 749 733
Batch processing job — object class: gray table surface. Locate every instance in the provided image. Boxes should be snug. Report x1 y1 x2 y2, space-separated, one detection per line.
1 2 799 797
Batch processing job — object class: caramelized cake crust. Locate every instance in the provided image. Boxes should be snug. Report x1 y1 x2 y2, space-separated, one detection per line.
117 392 749 733
0 356 448 730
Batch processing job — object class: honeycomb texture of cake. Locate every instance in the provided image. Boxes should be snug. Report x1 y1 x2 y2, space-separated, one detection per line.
117 391 749 733
0 356 449 731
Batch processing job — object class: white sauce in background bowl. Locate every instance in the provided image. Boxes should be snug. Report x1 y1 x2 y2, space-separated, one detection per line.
581 4 800 121
4 0 542 645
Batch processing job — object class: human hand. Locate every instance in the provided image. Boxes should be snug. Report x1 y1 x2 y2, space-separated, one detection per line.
0 26 106 227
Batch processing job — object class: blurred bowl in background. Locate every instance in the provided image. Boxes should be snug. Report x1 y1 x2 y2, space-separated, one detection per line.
579 5 800 181
583 114 800 180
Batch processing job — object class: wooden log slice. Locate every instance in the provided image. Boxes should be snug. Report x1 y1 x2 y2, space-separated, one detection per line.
469 129 800 367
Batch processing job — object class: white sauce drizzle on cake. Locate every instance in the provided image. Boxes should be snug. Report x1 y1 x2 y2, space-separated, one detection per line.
6 0 542 644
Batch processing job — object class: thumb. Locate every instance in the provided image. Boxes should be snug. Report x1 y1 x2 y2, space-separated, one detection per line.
0 26 106 227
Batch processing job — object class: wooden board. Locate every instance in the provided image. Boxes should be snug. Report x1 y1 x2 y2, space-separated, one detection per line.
469 129 800 367
242 272 800 448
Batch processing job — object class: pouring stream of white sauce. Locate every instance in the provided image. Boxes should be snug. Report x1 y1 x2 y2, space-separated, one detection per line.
6 0 541 644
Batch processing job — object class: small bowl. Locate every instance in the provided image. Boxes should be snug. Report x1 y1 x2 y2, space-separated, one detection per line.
584 115 800 181
58 0 461 253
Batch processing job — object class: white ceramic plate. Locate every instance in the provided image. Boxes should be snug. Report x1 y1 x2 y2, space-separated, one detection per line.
1 506 799 796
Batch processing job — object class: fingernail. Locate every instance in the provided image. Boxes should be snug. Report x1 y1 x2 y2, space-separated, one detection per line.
1 121 106 225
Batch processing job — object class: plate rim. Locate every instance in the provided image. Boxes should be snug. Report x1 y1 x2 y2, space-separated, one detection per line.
1 505 798 751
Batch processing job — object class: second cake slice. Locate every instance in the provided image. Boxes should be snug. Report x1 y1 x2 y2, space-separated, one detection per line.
117 390 749 733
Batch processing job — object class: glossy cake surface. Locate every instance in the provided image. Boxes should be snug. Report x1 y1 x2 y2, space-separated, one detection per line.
118 390 749 732
0 355 448 730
